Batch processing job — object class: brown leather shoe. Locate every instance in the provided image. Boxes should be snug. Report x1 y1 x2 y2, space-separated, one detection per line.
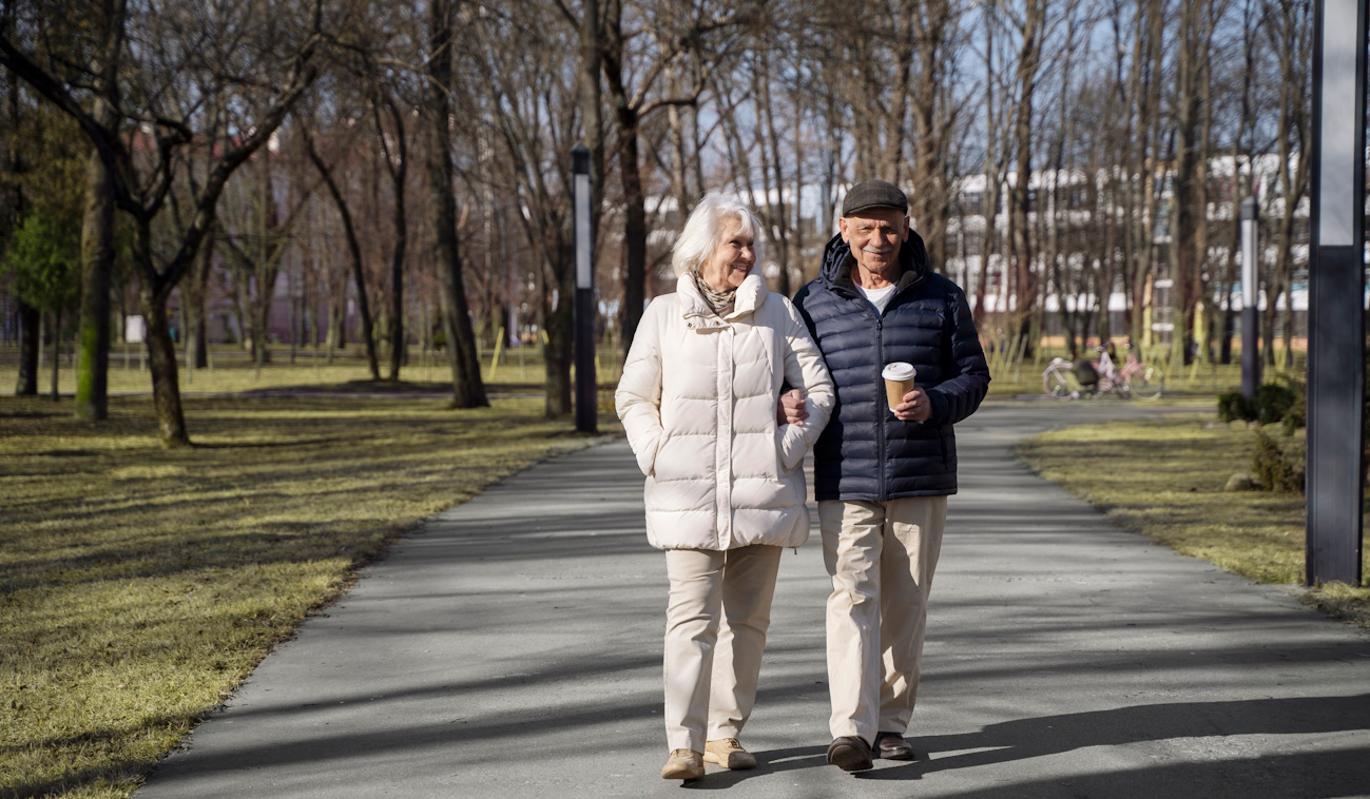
874 731 915 760
826 736 874 772
661 748 704 780
704 738 757 770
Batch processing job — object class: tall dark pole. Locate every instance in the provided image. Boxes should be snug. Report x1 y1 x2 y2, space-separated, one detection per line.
1306 0 1365 586
1240 198 1261 400
573 145 597 434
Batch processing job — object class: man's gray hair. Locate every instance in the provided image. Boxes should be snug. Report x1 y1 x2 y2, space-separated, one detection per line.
671 193 764 278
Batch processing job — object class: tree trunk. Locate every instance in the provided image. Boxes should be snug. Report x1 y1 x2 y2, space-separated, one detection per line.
1169 5 1202 366
74 117 115 420
376 98 408 382
141 283 189 446
184 223 212 370
909 0 951 270
230 268 250 353
974 7 997 318
603 3 642 361
617 111 646 356
304 131 379 379
48 308 59 401
543 244 574 418
755 51 790 296
15 299 39 395
1009 0 1043 358
427 0 488 408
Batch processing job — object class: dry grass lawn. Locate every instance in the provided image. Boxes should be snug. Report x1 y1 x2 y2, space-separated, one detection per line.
0 388 599 798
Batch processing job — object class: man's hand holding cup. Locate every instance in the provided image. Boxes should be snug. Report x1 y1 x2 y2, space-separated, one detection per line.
893 388 931 422
883 362 929 422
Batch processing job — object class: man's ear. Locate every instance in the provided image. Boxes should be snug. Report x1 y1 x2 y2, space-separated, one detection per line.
838 216 850 243
900 215 911 240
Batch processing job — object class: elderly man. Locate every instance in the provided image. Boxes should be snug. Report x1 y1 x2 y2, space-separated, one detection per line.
788 180 990 772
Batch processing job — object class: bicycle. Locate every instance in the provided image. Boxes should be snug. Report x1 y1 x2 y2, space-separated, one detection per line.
1042 349 1164 399
1118 352 1165 399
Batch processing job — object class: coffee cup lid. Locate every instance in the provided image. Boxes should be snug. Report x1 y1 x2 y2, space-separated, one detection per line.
882 362 916 381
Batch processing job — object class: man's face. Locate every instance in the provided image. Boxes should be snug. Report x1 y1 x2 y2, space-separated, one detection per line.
839 208 909 278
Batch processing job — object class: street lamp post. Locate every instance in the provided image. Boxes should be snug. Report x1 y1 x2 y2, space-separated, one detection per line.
1306 0 1366 586
1241 198 1261 401
572 145 597 434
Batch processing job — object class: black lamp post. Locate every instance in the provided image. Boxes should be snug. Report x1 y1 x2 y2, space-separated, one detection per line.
1306 0 1366 586
1241 197 1261 401
572 145 597 435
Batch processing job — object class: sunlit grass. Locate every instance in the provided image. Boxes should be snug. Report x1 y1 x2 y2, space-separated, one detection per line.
1017 415 1370 627
0 390 602 798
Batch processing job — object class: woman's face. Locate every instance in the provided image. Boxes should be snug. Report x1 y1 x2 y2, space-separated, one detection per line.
700 216 755 291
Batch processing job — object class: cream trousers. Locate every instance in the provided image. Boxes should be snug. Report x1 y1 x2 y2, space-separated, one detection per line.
662 545 782 752
818 496 947 742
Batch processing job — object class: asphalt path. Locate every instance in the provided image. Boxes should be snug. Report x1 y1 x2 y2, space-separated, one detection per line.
136 400 1370 799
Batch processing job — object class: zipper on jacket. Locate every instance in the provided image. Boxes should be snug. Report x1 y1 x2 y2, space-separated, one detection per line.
874 315 886 502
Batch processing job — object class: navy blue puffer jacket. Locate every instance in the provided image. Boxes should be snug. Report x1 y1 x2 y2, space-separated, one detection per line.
793 231 990 501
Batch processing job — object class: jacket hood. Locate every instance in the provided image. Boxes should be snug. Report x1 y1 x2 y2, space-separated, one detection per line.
819 229 932 290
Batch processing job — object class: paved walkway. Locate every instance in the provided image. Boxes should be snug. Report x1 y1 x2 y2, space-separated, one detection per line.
136 402 1370 799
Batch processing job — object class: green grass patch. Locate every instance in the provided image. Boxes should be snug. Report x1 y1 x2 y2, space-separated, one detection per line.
0 341 627 399
1017 415 1370 627
0 390 601 798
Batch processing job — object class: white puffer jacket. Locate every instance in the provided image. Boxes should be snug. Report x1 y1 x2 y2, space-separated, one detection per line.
615 271 834 551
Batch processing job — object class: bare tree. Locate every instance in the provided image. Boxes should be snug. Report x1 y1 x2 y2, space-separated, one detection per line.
303 118 382 380
0 0 328 445
0 3 38 396
1004 0 1045 356
594 0 744 356
1260 0 1310 368
425 0 487 407
217 141 316 371
470 2 582 416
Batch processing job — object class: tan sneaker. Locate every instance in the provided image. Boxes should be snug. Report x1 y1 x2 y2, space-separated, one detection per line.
661 749 704 780
704 738 757 770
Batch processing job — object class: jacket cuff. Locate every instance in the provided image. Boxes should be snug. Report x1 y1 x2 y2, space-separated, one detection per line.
928 391 950 426
777 424 808 471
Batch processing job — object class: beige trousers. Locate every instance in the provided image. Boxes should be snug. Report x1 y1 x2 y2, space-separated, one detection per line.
818 496 947 742
663 545 783 752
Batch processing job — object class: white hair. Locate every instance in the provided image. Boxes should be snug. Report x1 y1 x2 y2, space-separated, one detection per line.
670 193 764 277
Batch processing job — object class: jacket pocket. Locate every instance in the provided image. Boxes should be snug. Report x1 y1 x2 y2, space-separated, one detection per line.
637 429 671 477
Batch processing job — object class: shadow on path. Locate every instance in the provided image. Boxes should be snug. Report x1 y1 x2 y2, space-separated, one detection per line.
692 694 1370 795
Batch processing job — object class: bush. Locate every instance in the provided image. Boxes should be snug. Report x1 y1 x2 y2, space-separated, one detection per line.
1253 383 1296 425
1252 429 1305 494
1218 383 1298 427
1217 391 1254 423
1280 376 1307 434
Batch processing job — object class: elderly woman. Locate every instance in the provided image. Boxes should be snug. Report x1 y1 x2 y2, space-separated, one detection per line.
616 194 834 781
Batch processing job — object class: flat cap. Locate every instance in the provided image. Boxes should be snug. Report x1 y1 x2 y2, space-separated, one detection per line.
841 179 908 217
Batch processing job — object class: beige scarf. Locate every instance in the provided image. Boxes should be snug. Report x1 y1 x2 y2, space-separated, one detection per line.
691 270 737 316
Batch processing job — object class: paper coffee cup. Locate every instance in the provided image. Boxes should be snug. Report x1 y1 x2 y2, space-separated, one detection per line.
882 362 916 414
